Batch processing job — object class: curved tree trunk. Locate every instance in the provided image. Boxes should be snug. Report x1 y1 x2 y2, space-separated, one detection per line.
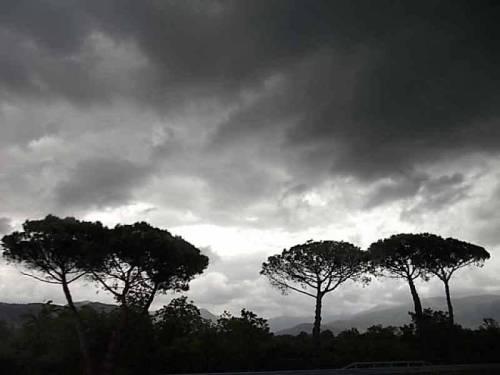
312 291 323 364
443 279 454 325
141 282 159 315
62 280 94 375
407 277 423 324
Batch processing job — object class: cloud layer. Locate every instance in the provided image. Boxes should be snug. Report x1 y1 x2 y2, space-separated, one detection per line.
1 0 499 318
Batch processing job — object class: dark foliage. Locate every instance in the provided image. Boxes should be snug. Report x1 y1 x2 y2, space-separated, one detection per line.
1 302 499 375
89 222 209 313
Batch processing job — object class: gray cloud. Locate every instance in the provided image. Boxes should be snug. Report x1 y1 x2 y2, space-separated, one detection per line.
199 246 221 265
364 173 430 209
2 1 499 180
0 2 498 217
400 173 470 220
55 158 154 210
471 184 500 247
0 217 12 234
363 172 469 212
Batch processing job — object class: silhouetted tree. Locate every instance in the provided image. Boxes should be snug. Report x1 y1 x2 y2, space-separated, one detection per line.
368 234 428 325
261 240 369 357
154 296 209 342
215 309 272 371
420 234 490 324
88 222 209 375
1 215 107 375
217 309 270 336
153 297 215 373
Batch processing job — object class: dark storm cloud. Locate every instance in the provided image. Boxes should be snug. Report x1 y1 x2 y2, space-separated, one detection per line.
0 0 96 102
0 27 105 105
400 173 470 220
55 158 153 210
210 1 500 181
0 0 90 54
365 172 468 210
1 0 500 209
364 173 430 209
0 0 156 105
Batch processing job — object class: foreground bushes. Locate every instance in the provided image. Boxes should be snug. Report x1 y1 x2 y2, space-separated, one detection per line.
0 301 499 374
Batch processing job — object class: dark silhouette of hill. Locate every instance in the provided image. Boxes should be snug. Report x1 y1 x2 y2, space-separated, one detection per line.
0 301 116 327
73 300 117 313
2 293 500 333
0 302 46 327
276 294 500 335
0 300 219 327
268 314 345 333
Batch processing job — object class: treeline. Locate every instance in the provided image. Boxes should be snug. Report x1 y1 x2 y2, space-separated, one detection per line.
0 215 495 374
1 298 500 374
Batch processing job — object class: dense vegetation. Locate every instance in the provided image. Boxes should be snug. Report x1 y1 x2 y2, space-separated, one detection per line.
0 215 496 374
0 299 499 375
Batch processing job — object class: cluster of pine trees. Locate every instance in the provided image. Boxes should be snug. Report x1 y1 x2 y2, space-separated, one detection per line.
260 234 490 354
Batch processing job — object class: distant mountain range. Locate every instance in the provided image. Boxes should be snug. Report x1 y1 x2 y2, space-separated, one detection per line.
0 300 117 327
2 294 499 335
0 301 222 328
273 294 500 335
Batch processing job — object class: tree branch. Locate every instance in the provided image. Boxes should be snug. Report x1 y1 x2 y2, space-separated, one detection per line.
267 275 316 298
20 272 61 284
92 272 121 298
66 272 87 284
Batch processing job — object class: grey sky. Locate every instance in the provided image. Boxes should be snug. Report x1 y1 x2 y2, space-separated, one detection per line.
1 0 499 319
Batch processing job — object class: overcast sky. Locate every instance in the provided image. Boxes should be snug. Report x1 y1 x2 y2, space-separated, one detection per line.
1 0 500 319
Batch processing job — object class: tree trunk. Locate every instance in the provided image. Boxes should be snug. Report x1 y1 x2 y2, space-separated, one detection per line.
407 277 423 324
312 291 323 364
100 304 129 375
62 280 94 375
443 279 454 325
141 282 159 315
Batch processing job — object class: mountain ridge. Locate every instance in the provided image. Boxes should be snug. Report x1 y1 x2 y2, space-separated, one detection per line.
276 293 500 335
2 293 499 334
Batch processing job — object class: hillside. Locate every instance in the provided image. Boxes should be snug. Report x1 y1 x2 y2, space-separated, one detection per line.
276 294 500 335
0 302 46 327
2 294 500 334
0 301 116 327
